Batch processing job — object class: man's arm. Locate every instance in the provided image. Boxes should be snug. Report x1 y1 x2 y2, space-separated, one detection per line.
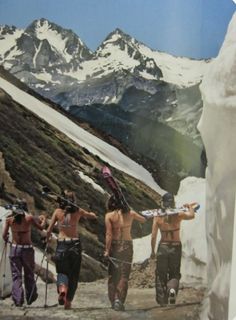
79 208 97 219
178 204 195 220
104 214 112 257
151 217 159 258
31 214 46 231
2 219 10 242
131 210 146 224
46 210 58 241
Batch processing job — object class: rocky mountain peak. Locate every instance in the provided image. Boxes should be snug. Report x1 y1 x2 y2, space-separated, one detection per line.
1 18 93 74
25 18 86 48
26 18 62 35
0 25 17 36
98 27 137 50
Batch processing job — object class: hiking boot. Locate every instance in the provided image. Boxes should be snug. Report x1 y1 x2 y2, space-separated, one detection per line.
156 294 167 307
168 288 176 304
113 299 125 311
159 299 167 307
14 302 23 307
58 284 68 305
64 299 72 310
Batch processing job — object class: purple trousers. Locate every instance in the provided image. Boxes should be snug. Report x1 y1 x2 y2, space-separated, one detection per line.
9 245 37 306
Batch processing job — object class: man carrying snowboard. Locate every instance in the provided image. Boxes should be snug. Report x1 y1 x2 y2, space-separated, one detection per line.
150 192 195 306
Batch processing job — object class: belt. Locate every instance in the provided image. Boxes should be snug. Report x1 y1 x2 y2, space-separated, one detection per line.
160 241 181 246
11 243 33 249
57 238 80 243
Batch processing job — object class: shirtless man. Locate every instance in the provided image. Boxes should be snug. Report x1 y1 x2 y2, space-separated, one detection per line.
104 195 146 311
2 199 45 307
46 190 97 309
151 192 195 306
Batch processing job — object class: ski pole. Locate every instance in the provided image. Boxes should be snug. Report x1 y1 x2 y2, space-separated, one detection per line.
2 242 7 298
41 186 80 209
44 246 49 308
107 256 119 268
0 242 7 299
28 244 48 304
0 242 6 269
108 256 133 266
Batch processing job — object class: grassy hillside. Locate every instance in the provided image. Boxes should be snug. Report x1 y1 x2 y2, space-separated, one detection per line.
0 81 160 268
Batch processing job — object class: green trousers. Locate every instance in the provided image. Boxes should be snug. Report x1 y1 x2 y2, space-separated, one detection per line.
155 242 182 305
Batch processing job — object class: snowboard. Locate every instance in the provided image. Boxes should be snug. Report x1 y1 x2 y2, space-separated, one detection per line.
101 166 130 212
141 203 200 218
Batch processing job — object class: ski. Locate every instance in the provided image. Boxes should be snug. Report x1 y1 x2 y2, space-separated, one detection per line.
101 166 129 212
41 186 79 209
141 203 200 218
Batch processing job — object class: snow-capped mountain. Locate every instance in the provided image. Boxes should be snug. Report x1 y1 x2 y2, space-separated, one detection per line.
0 18 92 69
0 18 209 161
0 18 93 100
0 18 210 107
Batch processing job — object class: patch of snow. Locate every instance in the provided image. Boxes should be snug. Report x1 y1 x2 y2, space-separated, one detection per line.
138 43 210 87
74 170 106 194
0 29 23 57
0 207 12 297
33 72 61 84
138 70 156 80
33 42 42 68
35 20 74 63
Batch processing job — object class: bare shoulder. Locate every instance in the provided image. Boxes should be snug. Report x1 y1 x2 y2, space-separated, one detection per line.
154 216 162 224
130 210 137 216
54 208 64 217
25 213 33 222
105 211 113 219
6 216 13 225
77 207 85 215
75 208 84 219
105 211 117 222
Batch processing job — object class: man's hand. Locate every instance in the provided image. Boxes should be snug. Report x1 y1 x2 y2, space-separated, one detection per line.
90 212 98 220
38 215 46 227
46 231 52 243
104 250 109 257
3 232 9 243
150 252 156 259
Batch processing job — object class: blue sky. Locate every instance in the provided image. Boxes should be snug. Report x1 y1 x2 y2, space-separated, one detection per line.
0 0 235 59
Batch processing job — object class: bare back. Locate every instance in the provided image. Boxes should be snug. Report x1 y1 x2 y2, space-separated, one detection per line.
54 208 81 239
151 205 195 256
47 206 97 242
156 215 182 242
7 215 33 245
106 210 133 241
104 209 145 256
106 209 146 241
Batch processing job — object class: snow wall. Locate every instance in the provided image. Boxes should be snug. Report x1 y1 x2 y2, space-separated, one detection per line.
198 11 236 320
0 207 12 298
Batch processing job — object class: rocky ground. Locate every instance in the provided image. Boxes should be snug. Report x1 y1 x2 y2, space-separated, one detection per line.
0 280 204 320
0 258 205 320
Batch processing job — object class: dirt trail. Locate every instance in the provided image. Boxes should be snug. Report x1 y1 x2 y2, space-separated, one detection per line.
0 277 204 320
